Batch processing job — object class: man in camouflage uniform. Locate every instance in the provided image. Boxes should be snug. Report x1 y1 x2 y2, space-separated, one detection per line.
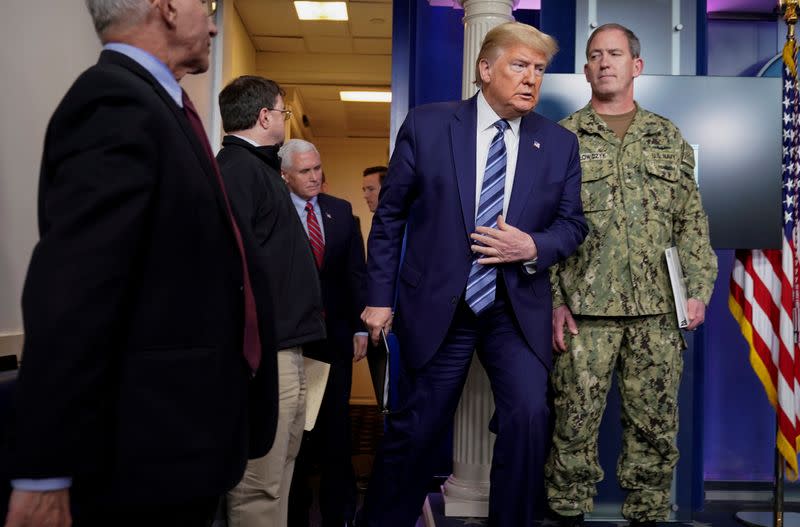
544 23 717 527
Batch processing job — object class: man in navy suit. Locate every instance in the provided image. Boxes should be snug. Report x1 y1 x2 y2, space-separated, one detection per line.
358 22 587 526
280 139 367 527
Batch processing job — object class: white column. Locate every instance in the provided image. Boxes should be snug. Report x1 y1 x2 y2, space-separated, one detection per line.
441 0 517 519
442 360 494 517
459 0 516 100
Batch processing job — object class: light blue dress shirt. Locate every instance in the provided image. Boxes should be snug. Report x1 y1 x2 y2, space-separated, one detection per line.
104 42 183 107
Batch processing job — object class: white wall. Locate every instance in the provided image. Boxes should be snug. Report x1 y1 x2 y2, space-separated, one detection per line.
0 1 219 358
0 2 100 355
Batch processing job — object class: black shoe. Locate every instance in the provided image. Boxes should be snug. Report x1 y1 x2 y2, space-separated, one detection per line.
552 512 585 527
629 520 657 527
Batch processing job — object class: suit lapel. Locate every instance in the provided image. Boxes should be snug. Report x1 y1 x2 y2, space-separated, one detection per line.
450 96 478 236
99 51 231 225
317 195 333 270
506 113 543 226
170 98 231 222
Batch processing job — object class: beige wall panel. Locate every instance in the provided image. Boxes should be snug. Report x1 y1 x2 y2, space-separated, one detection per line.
223 0 257 86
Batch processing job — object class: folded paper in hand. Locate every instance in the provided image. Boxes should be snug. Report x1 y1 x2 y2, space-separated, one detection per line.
303 357 330 431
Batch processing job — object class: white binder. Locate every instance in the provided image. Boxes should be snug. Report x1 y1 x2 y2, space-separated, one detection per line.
665 246 689 329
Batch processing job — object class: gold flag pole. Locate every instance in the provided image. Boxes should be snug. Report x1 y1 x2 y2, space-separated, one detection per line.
737 3 799 527
779 5 796 527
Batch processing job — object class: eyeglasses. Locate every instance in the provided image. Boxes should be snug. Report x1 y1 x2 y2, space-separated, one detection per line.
202 0 217 17
267 108 293 121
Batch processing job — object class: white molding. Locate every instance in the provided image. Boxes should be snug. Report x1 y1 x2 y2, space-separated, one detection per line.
0 331 23 358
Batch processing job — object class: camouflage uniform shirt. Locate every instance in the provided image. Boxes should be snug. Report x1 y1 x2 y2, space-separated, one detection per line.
551 103 717 316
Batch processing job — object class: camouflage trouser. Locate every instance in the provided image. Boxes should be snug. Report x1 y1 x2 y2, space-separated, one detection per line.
544 314 685 521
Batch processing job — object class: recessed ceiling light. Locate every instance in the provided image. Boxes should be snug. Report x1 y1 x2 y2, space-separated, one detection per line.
340 91 392 103
294 1 348 21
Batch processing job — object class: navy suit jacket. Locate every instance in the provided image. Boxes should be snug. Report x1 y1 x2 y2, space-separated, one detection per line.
316 194 367 360
366 95 587 370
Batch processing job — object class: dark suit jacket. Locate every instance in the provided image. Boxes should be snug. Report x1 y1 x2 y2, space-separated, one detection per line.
367 95 587 370
5 50 277 504
316 194 367 360
216 136 327 358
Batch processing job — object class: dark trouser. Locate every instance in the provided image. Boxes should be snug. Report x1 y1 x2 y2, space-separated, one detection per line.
358 285 551 527
289 355 357 527
73 495 219 527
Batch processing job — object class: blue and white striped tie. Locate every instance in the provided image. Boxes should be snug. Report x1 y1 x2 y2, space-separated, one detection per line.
465 119 509 315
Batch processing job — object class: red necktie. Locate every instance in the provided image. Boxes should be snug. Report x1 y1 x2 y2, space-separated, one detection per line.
305 201 325 269
182 91 262 374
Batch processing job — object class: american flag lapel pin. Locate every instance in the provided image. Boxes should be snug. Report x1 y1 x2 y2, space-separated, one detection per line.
325 212 332 219
533 140 541 149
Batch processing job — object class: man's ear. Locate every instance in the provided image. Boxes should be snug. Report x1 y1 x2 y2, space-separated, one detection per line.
632 57 644 78
478 58 492 85
258 107 270 128
154 0 178 29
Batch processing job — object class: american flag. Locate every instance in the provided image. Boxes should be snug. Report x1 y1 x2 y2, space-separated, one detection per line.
729 36 800 480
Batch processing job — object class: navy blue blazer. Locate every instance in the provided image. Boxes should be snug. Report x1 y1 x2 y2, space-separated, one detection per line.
316 194 367 359
366 95 587 370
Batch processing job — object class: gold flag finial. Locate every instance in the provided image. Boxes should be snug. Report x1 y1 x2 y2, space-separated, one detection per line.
782 0 799 39
782 0 799 76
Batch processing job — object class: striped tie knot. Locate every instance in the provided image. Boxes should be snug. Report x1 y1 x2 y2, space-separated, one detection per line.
494 119 510 134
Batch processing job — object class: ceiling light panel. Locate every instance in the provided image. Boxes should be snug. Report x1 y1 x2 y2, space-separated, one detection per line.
294 1 349 21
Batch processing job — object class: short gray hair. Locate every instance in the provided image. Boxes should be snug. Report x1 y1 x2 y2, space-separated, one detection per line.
279 139 319 171
85 0 150 37
586 23 641 59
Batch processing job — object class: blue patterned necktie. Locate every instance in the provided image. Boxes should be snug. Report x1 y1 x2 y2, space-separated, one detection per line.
466 118 509 315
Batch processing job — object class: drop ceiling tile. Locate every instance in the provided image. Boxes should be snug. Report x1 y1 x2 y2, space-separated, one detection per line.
348 3 392 38
352 37 391 55
252 36 306 52
300 20 351 37
306 36 354 53
235 0 302 35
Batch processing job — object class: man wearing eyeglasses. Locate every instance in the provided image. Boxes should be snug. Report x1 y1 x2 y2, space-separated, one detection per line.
3 1 276 527
216 75 328 527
